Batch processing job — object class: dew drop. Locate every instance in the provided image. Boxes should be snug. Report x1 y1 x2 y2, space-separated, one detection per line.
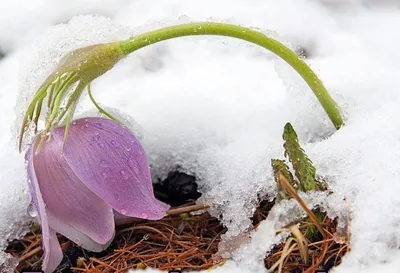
100 160 108 167
101 171 109 178
124 146 132 151
98 143 105 148
27 203 38 217
95 122 103 128
120 170 129 180
91 135 100 141
121 209 127 215
141 213 148 219
128 158 140 174
111 140 119 147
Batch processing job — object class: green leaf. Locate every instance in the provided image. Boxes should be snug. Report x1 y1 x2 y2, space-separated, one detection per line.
62 81 86 150
18 83 51 151
271 159 296 200
304 211 325 241
282 123 320 191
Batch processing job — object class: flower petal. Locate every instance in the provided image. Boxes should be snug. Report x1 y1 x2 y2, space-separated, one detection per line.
53 117 170 220
43 228 64 273
47 210 114 252
26 142 63 273
32 134 115 245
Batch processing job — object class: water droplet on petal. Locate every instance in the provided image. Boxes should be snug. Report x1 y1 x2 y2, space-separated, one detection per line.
141 213 148 219
100 160 108 167
91 135 100 141
120 170 129 180
125 146 132 151
121 209 127 215
95 122 103 128
27 203 38 217
111 140 119 147
101 171 109 178
98 143 105 148
128 158 140 174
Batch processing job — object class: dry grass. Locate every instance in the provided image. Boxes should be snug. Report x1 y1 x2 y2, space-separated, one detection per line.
265 212 350 273
6 196 350 273
6 209 227 273
264 175 351 273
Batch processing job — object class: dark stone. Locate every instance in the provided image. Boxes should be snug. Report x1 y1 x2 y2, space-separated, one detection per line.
154 171 202 207
65 246 85 267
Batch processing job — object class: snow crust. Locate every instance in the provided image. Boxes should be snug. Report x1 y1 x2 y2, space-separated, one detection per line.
2 0 400 272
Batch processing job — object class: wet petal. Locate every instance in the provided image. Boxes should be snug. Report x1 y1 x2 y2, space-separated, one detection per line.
47 211 114 252
33 134 115 244
53 117 170 220
113 209 138 226
26 142 63 273
43 228 63 273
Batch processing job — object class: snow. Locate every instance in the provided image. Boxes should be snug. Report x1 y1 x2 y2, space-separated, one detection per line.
0 53 32 270
2 0 400 272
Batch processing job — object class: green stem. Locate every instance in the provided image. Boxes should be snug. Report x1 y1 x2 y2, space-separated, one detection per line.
119 22 343 129
88 83 122 124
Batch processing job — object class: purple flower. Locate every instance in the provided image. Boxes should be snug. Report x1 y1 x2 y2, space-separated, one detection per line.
26 117 170 273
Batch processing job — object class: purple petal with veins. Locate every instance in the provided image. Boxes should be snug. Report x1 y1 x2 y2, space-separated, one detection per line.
52 117 170 220
33 134 115 245
47 211 114 252
26 141 63 273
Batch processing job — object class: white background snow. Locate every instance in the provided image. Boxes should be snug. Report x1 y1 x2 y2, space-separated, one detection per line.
1 0 400 272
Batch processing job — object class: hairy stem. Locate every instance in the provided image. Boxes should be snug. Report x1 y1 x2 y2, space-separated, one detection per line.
119 22 343 129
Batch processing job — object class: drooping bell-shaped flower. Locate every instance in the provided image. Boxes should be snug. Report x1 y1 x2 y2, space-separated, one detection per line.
26 117 169 273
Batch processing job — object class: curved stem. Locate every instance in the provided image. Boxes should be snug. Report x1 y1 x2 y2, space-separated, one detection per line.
119 22 343 129
88 83 122 124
